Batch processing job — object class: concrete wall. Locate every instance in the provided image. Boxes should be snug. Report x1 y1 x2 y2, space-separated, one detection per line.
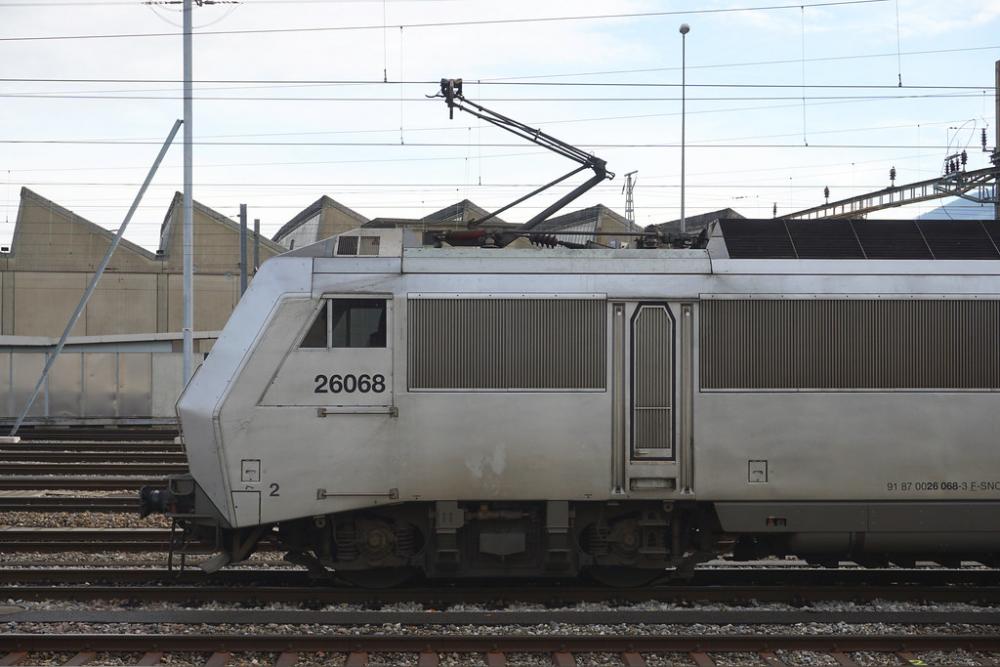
165 274 244 333
1 349 203 422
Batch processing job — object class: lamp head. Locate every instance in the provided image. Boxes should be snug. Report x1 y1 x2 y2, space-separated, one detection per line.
679 23 690 35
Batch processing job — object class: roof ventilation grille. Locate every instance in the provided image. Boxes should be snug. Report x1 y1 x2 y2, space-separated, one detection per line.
336 235 380 256
336 236 359 256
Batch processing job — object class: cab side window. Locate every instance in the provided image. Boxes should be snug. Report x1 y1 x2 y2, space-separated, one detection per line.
331 299 386 348
300 299 387 349
300 302 328 348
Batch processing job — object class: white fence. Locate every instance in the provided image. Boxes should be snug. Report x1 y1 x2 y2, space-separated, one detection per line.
0 334 215 424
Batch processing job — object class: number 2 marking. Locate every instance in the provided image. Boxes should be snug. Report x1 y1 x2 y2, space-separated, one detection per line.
269 483 280 497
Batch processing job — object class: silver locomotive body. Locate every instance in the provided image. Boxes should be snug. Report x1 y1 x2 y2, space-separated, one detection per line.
160 226 1000 579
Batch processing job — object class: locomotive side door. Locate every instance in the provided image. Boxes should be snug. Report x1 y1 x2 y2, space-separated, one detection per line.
613 301 692 495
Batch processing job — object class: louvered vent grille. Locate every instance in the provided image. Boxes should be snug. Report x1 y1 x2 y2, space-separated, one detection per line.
408 298 606 390
700 299 1000 390
360 236 381 255
336 236 359 256
336 235 381 256
632 306 673 455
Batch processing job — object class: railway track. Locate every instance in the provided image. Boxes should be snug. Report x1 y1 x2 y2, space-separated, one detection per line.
0 462 186 475
0 528 212 552
0 476 167 491
6 607 1000 625
0 633 997 666
2 566 1000 602
0 451 185 463
0 435 184 492
3 426 179 441
0 440 183 452
0 495 138 513
8 582 1000 605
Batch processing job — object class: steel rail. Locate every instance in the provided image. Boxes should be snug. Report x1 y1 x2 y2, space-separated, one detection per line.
6 608 1000 627
9 582 1000 604
0 441 184 452
3 570 1000 604
1 563 999 584
0 463 186 475
1 565 999 586
1 633 998 654
0 451 186 463
0 476 166 490
0 496 139 513
1 427 179 442
0 528 214 553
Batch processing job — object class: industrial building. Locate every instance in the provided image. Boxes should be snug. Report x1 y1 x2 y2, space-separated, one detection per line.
0 188 284 338
0 187 706 342
0 186 689 424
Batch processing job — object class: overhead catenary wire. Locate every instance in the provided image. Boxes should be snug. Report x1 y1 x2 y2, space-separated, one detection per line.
800 5 808 146
2 113 988 158
894 0 903 86
0 93 987 102
0 0 888 41
10 181 970 189
0 78 993 90
479 44 1000 81
1 5 992 243
0 0 458 5
0 140 976 148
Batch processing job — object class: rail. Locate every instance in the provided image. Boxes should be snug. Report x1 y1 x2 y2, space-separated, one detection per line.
1 633 998 667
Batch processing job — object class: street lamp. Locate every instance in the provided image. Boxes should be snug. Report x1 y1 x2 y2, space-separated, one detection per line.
679 23 690 235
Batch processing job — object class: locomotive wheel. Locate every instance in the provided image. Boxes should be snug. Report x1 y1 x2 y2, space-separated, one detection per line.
334 567 419 588
586 566 662 588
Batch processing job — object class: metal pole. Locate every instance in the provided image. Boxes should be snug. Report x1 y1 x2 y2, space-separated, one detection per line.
9 120 182 437
253 218 260 272
995 59 999 221
182 0 194 383
239 204 248 295
679 24 690 235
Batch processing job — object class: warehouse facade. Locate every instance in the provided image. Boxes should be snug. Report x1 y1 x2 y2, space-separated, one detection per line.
2 188 669 339
0 188 284 338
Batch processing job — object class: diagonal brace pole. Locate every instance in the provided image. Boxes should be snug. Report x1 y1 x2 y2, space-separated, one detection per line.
9 119 182 437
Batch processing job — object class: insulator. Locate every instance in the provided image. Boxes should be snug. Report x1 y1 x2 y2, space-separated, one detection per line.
961 150 968 166
530 234 557 248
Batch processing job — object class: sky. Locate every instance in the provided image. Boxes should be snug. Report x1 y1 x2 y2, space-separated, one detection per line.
0 0 998 250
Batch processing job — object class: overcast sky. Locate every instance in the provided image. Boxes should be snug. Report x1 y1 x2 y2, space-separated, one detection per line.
1 0 998 249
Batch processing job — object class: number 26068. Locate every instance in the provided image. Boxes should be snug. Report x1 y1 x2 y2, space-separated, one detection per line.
314 373 386 394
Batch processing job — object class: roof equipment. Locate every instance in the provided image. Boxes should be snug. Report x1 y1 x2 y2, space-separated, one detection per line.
431 78 615 245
